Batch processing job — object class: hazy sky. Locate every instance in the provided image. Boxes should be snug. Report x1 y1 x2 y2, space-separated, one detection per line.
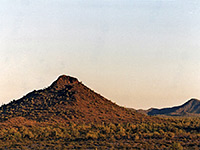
1 0 200 109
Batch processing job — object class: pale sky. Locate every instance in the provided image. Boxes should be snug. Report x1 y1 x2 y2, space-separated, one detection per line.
1 0 200 109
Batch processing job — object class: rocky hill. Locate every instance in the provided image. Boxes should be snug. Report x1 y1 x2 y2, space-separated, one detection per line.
0 75 151 124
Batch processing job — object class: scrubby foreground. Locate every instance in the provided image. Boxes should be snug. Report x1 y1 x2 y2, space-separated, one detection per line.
1 117 200 149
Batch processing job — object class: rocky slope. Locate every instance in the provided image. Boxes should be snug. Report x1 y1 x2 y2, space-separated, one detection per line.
0 75 151 124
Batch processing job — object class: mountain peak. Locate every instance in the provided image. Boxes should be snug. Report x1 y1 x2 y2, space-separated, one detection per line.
57 75 78 83
183 98 200 107
50 75 79 90
188 98 200 103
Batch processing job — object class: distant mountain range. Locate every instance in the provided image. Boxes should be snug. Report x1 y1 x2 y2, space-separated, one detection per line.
139 98 200 117
0 75 153 124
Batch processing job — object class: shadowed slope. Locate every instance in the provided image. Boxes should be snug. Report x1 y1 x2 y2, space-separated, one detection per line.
148 98 200 116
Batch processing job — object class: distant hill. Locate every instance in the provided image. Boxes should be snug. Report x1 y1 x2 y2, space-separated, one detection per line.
147 98 200 117
0 75 152 124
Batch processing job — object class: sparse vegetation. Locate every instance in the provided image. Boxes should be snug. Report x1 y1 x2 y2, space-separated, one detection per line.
1 117 200 149
1 75 200 149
